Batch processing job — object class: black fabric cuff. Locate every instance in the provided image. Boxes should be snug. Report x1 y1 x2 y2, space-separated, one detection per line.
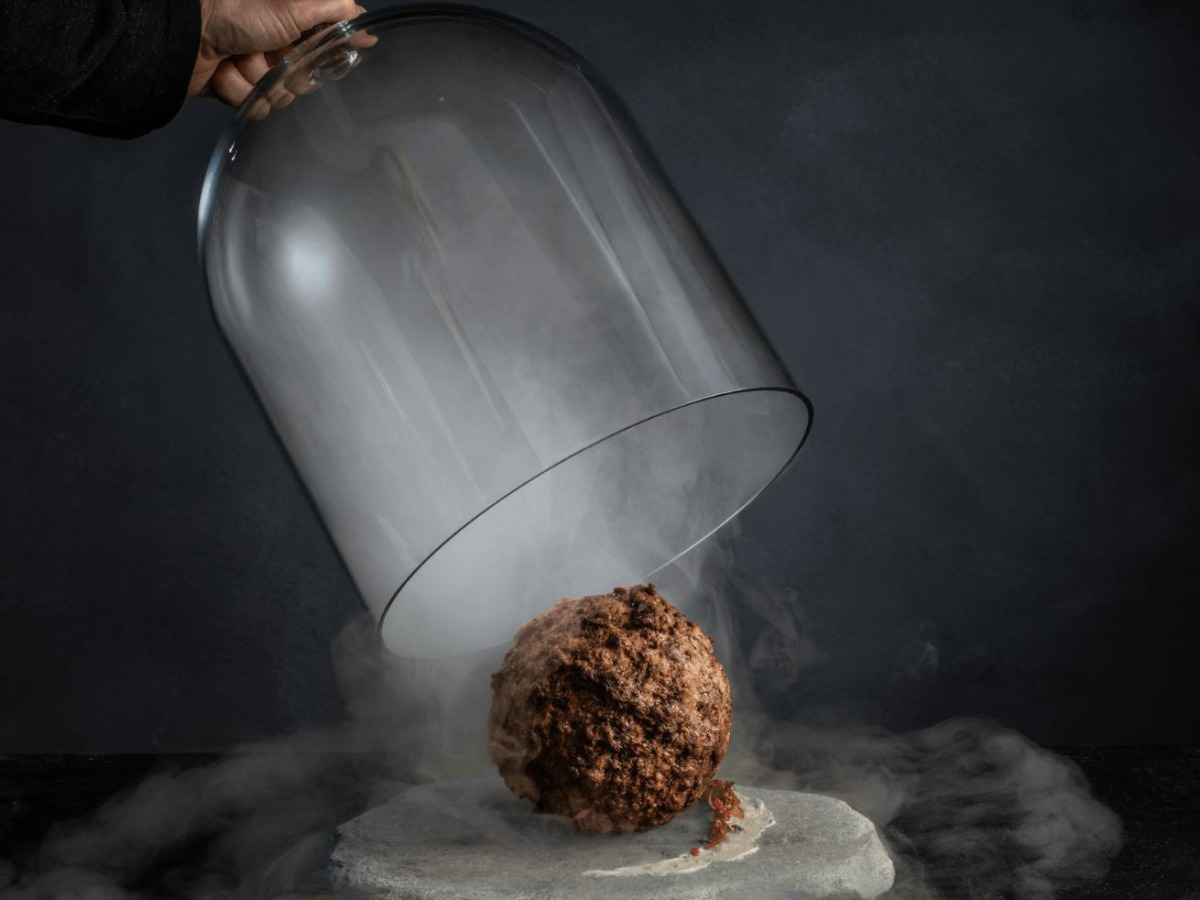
0 1 201 139
133 0 203 136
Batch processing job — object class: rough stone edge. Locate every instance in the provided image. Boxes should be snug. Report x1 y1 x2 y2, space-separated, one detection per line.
325 784 896 900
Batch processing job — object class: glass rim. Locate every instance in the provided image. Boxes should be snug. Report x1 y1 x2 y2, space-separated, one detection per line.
199 4 600 259
249 5 579 119
376 384 813 654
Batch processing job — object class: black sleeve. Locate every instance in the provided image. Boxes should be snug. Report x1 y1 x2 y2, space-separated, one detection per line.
0 1 200 139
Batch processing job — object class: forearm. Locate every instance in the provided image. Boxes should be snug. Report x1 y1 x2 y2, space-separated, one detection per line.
0 0 200 139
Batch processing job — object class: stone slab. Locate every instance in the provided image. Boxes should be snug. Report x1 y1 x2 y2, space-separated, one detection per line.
328 778 894 899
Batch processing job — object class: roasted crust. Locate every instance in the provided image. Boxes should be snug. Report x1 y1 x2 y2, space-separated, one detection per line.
488 584 733 832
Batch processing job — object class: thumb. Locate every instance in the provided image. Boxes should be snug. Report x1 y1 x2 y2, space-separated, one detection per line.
283 0 365 35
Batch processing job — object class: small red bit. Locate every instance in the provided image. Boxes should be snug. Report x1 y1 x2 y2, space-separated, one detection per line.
702 779 745 850
681 780 747 857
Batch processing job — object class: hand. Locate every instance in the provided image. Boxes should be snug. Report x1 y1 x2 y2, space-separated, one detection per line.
190 0 365 107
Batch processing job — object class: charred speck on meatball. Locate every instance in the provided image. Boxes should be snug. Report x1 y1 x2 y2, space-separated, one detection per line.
487 584 733 833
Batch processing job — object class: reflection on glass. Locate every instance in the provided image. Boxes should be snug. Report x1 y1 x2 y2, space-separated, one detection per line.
200 7 811 658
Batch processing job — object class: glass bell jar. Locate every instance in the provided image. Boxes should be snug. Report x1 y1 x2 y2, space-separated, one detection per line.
199 4 811 659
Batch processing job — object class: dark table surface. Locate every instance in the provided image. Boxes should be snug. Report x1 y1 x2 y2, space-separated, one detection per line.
1053 748 1200 900
1 747 1197 899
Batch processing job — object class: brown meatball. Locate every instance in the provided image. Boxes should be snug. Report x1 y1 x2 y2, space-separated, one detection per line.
487 584 733 832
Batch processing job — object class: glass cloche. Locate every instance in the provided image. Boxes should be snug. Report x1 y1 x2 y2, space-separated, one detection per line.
199 5 811 658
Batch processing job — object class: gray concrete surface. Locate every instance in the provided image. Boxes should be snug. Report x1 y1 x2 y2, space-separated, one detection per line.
328 777 894 899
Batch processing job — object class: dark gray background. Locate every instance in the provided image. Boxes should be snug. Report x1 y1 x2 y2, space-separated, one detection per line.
1 0 1197 752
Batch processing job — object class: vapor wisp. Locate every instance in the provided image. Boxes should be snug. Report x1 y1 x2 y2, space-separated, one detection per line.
657 528 1124 900
0 523 1122 900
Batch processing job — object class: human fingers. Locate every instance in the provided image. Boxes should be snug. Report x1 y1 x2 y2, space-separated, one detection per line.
267 13 377 102
201 0 364 60
209 59 257 108
347 28 378 50
259 68 299 111
234 52 272 88
281 0 364 39
232 54 279 119
265 45 292 67
244 95 273 122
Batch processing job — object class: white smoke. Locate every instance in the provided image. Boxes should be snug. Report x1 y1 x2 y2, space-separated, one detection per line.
659 525 1124 900
0 523 1122 899
0 736 381 899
